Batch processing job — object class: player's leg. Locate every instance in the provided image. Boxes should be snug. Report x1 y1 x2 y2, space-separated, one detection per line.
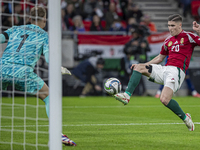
126 64 151 95
38 84 76 146
80 82 92 97
160 67 194 131
25 73 76 145
80 75 97 97
161 85 194 131
114 64 152 105
38 82 49 100
38 82 49 117
160 86 185 119
21 72 49 118
37 80 77 146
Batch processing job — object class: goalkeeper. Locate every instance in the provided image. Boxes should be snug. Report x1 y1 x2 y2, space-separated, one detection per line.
0 6 76 146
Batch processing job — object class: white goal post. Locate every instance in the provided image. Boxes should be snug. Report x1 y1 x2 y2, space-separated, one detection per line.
0 0 62 149
49 0 62 150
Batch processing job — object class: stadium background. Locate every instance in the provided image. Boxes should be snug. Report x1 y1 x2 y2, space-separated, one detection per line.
1 0 200 97
1 0 200 150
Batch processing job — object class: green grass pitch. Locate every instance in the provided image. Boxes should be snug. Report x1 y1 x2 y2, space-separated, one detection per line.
0 96 200 150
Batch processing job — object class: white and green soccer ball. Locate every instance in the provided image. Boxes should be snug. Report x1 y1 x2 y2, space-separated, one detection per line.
104 78 122 95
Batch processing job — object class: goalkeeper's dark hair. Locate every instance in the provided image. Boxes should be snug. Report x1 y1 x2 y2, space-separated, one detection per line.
30 7 46 21
96 58 105 65
168 14 182 22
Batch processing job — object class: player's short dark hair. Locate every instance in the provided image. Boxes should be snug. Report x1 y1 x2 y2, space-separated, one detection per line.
168 14 182 22
96 58 105 65
30 7 46 21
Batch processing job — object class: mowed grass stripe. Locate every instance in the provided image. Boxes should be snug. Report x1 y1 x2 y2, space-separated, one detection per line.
2 105 200 109
1 122 200 128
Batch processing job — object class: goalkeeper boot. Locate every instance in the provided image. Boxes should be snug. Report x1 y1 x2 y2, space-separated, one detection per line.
184 113 195 131
62 134 77 146
114 92 130 105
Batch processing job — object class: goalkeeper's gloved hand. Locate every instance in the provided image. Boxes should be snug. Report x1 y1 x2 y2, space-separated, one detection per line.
61 66 71 75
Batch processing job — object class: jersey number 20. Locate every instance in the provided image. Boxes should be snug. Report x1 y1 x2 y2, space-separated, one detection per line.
171 45 179 52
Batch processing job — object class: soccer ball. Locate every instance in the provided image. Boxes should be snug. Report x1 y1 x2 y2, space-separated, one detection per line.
104 78 121 95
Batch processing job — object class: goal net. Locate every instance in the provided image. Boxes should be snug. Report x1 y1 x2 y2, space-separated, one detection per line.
0 0 62 149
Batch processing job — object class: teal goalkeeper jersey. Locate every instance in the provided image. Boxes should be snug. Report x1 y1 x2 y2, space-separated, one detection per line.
0 24 49 71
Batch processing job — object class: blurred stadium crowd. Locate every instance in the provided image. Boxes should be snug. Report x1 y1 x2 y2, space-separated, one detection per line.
1 0 158 34
1 0 200 97
1 0 200 32
2 0 199 34
1 0 155 96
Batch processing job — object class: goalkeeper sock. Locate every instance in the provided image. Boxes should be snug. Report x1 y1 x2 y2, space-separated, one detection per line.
166 99 186 120
43 96 49 118
125 70 142 96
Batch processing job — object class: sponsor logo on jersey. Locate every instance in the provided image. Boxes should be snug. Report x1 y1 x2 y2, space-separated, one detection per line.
180 38 184 44
174 41 178 44
168 41 172 46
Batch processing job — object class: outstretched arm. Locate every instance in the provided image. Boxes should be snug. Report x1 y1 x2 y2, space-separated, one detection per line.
44 52 71 75
193 21 200 36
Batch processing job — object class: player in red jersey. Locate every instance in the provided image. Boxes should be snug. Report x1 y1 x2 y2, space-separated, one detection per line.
114 14 200 131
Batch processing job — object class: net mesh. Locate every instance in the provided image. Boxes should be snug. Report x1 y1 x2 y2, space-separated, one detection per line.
0 1 49 149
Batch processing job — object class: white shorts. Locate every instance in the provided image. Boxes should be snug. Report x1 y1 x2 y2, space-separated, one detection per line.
148 64 185 92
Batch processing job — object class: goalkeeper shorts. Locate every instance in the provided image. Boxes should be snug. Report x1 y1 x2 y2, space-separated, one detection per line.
0 72 44 94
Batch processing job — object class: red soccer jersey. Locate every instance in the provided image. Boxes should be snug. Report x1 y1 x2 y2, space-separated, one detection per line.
160 30 200 72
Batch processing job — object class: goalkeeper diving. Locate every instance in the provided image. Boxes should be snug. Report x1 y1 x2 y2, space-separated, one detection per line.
0 6 76 146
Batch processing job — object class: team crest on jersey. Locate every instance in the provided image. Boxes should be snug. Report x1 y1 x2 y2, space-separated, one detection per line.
168 41 172 46
180 38 184 44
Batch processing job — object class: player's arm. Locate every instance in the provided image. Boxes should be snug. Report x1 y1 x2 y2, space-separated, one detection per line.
43 52 71 75
44 52 49 63
43 34 71 75
145 54 166 65
188 30 200 46
193 21 200 36
144 41 168 65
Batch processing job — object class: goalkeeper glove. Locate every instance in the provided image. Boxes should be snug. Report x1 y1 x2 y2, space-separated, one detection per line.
61 66 71 75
